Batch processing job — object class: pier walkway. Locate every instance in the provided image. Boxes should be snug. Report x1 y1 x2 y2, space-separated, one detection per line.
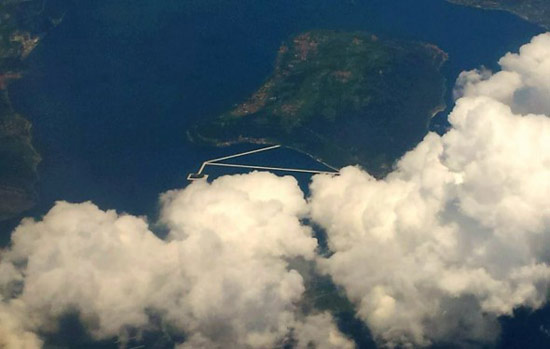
187 145 339 180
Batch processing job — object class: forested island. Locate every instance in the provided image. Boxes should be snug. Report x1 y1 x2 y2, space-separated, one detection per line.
191 30 447 176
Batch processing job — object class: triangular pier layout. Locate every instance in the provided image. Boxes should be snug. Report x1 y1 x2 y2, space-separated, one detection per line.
187 145 339 181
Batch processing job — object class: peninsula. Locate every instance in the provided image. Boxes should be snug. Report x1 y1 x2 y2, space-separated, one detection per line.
447 0 550 29
191 30 447 176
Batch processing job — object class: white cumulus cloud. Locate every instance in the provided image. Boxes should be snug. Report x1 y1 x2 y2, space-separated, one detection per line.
0 172 352 348
1 31 550 349
309 33 550 347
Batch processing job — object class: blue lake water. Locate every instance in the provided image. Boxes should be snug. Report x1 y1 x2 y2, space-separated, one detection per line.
10 0 541 220
2 0 548 346
8 0 542 222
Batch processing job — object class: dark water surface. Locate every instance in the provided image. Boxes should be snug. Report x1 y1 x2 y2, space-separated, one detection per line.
4 0 547 347
8 0 542 221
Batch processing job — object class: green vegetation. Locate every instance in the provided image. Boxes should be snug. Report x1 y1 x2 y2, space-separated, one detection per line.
192 30 447 176
0 1 61 220
447 0 550 29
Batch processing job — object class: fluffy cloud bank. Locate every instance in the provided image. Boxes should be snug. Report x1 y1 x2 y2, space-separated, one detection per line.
310 33 550 347
0 173 353 348
1 33 550 349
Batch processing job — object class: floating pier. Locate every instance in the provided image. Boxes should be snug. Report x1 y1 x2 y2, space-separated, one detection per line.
187 145 339 181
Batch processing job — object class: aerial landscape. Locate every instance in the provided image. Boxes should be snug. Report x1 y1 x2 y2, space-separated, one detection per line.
447 0 550 29
0 0 62 220
0 0 550 348
192 30 447 176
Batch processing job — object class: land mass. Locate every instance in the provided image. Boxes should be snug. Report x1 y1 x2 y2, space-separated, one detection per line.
0 0 62 220
191 30 447 176
447 0 550 29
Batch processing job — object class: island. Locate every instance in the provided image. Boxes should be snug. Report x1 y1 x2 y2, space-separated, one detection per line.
0 0 61 220
190 30 447 176
447 0 550 29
